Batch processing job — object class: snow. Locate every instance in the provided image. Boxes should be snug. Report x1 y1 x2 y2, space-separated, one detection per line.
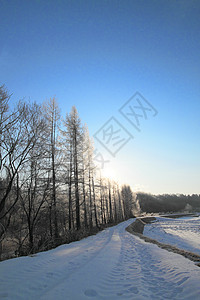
143 215 200 256
0 218 200 299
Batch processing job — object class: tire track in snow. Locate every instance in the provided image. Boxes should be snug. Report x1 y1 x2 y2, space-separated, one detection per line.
0 226 116 300
96 221 142 299
123 230 199 299
39 219 135 300
89 220 200 299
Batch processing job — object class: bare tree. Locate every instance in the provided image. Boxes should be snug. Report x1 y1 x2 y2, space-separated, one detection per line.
43 98 60 239
0 99 43 220
19 103 50 252
62 106 83 230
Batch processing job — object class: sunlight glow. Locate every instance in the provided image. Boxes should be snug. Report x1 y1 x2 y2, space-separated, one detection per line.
101 166 116 181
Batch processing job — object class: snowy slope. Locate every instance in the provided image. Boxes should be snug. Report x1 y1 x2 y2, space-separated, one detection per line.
143 215 200 256
0 219 200 300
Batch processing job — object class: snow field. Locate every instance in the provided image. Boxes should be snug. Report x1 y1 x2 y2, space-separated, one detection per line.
143 215 200 256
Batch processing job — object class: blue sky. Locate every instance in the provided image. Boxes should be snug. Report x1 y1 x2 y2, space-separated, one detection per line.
1 0 200 194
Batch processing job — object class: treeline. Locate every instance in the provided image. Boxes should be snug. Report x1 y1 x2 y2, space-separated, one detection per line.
0 85 135 260
137 193 200 214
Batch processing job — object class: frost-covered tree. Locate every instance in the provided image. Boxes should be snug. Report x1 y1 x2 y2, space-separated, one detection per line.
43 98 60 239
121 185 134 219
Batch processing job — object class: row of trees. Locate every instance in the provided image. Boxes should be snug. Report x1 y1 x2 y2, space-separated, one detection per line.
0 85 135 259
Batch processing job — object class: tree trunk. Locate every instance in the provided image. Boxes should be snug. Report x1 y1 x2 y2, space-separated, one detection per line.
108 185 113 223
89 169 93 229
74 128 80 230
92 177 98 228
82 173 88 228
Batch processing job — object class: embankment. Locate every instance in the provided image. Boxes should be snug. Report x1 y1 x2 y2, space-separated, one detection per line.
126 217 200 267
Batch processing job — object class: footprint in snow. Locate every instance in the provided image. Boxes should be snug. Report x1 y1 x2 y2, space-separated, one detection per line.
0 293 8 298
84 289 98 297
128 286 139 294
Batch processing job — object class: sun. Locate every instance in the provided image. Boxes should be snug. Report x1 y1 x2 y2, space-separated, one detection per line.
101 166 116 180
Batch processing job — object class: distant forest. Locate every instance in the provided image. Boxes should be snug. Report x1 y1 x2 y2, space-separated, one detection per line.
137 193 200 214
0 85 135 260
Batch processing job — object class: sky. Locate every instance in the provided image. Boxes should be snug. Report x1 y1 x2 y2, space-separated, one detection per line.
0 0 200 195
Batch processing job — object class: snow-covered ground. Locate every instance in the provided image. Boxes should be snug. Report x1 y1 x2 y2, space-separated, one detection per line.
0 218 200 300
143 215 200 256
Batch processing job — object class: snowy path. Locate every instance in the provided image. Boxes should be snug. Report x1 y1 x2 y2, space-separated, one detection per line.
0 219 200 299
